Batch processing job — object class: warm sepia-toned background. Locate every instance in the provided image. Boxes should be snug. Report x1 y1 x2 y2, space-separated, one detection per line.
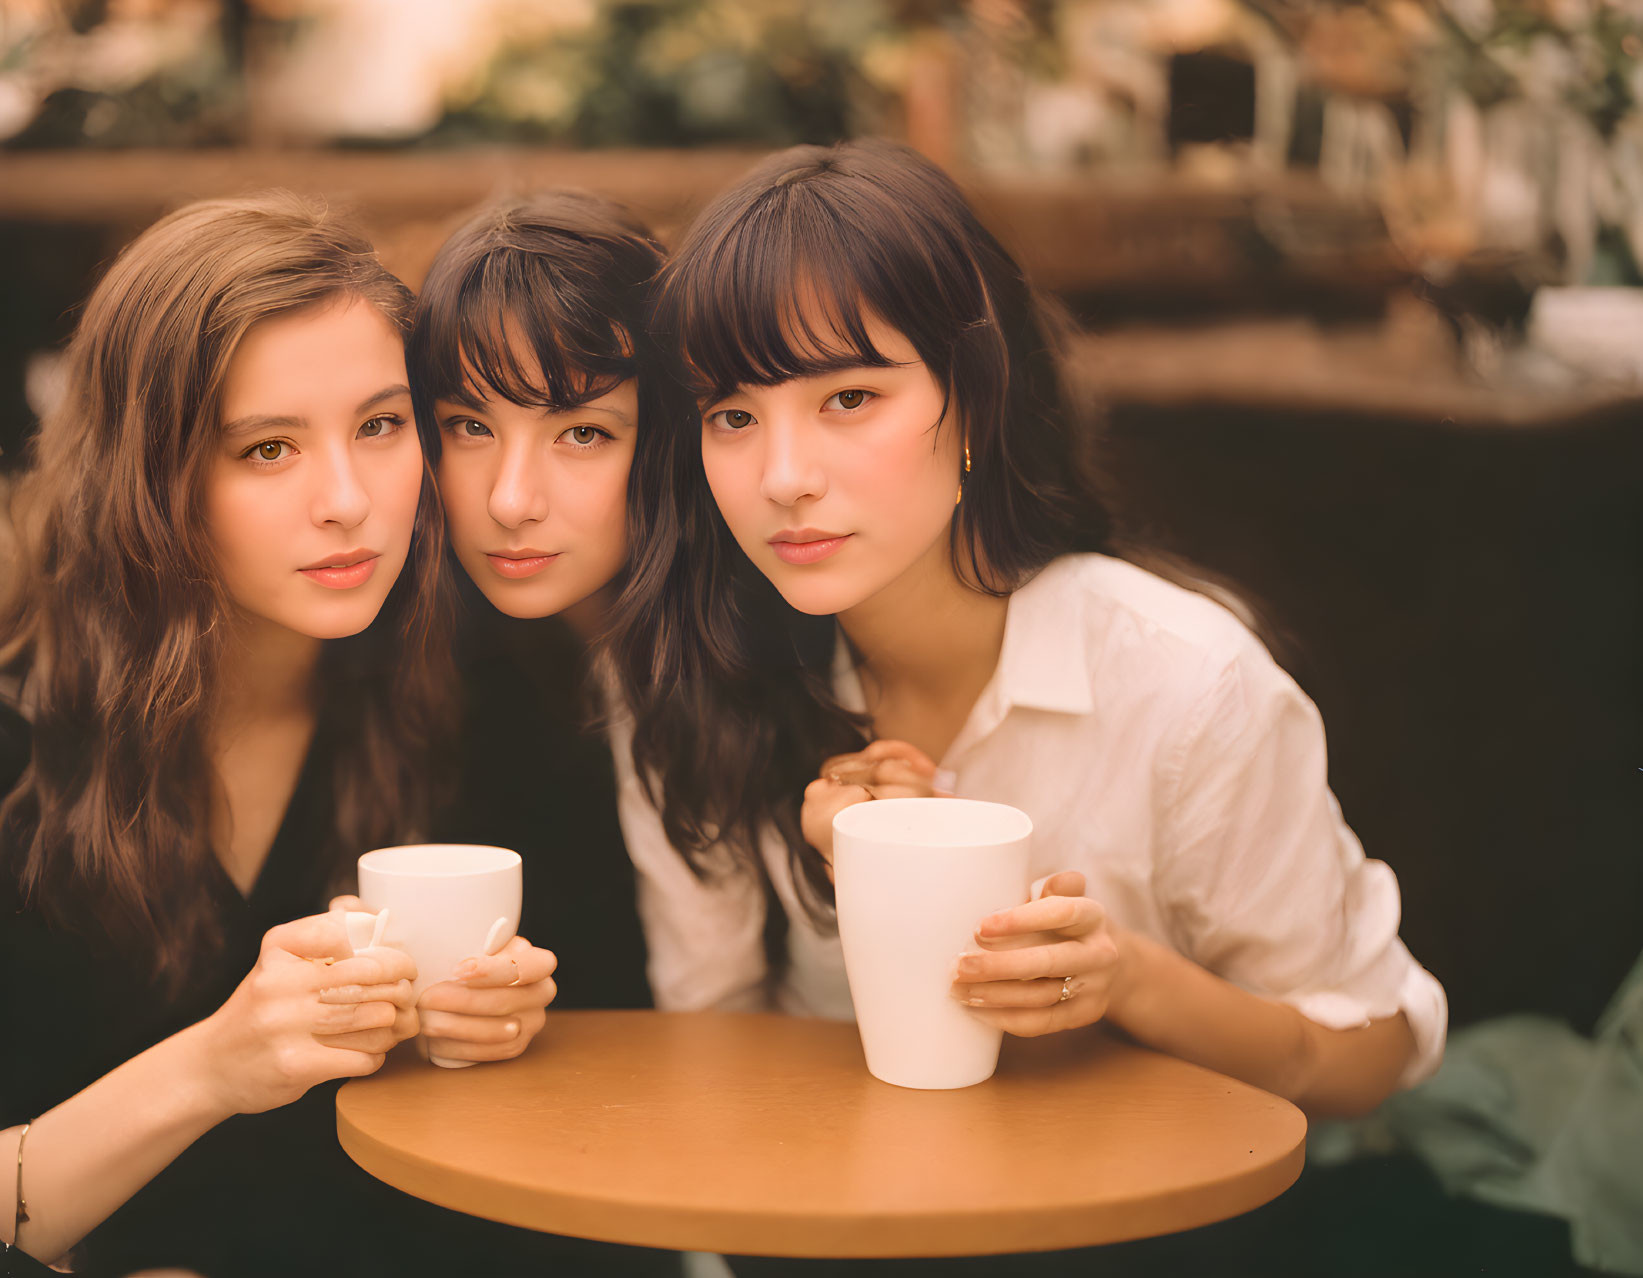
0 0 1638 1041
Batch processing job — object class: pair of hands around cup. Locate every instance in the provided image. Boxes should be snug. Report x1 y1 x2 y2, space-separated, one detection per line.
325 895 559 1065
802 739 1126 1038
201 912 421 1115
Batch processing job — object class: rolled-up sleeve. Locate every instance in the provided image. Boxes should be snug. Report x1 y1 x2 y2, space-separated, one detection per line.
1154 643 1447 1089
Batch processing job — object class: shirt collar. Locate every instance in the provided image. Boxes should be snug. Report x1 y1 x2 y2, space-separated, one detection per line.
992 557 1095 716
830 557 1094 721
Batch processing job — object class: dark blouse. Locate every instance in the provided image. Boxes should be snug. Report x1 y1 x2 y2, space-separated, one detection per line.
0 634 670 1278
431 601 652 1011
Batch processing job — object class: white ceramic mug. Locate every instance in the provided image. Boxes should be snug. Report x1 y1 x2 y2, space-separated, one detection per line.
832 797 1033 1090
355 843 522 1068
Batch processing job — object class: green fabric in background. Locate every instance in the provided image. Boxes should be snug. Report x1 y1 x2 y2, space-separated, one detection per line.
1316 952 1643 1275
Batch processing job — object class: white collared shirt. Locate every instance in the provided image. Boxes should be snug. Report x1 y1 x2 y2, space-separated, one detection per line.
613 553 1447 1087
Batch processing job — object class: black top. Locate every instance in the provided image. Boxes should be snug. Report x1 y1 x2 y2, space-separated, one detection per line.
432 601 652 1012
0 629 670 1278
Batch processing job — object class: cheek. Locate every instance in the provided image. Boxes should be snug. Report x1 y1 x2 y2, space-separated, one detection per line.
437 456 488 546
845 428 954 523
203 470 275 585
701 443 760 531
572 458 632 555
376 449 426 538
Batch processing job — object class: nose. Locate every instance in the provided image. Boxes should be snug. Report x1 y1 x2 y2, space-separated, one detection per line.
311 440 371 530
759 418 827 508
488 437 550 528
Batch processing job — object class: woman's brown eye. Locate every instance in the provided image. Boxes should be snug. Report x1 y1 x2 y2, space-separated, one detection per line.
573 427 599 444
725 410 752 429
258 441 284 461
838 390 864 409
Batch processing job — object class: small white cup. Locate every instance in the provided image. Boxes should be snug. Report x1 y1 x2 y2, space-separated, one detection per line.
356 843 522 1068
832 798 1032 1090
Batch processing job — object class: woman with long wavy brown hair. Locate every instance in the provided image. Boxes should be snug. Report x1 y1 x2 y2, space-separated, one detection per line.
0 192 564 1277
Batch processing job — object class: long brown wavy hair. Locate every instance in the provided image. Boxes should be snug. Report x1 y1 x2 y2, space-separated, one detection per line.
0 192 454 995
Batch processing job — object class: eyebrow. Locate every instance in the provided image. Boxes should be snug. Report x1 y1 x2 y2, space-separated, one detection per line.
436 386 491 412
702 358 914 403
358 384 412 412
433 395 636 430
578 401 635 429
222 384 412 438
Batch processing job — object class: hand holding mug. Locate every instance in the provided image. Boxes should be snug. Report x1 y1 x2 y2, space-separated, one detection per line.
417 934 558 1064
950 871 1127 1038
329 893 553 1061
198 911 418 1116
802 739 948 872
342 844 536 1067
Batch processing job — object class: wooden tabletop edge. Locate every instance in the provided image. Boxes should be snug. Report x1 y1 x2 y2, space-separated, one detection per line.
337 1106 1307 1258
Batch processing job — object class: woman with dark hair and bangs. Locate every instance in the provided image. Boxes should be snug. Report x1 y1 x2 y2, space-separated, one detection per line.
607 139 1448 1125
405 188 768 1031
0 193 562 1277
405 191 665 1018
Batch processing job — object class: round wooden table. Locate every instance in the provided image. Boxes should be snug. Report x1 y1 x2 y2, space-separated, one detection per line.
337 1010 1306 1259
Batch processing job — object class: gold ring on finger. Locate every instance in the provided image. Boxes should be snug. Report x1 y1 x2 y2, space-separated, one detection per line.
506 958 523 987
1058 976 1075 1003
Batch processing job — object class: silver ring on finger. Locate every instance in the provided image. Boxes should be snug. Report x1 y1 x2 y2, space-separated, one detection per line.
1058 975 1075 1003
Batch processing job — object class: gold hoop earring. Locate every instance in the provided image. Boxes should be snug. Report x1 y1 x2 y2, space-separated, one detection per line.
964 443 972 473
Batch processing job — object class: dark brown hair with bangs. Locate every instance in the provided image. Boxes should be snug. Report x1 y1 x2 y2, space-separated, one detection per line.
607 139 1120 917
0 192 454 995
407 190 664 470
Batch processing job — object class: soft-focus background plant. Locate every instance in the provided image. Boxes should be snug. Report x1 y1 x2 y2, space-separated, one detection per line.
8 0 1643 294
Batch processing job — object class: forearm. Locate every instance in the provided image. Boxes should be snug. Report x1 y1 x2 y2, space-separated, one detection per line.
1 1018 232 1264
1109 929 1416 1118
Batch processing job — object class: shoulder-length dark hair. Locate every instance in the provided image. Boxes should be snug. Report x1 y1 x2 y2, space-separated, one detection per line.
606 139 1125 918
0 191 453 994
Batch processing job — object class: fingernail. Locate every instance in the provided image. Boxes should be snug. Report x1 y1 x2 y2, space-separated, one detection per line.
453 960 479 980
953 953 980 979
504 1020 520 1036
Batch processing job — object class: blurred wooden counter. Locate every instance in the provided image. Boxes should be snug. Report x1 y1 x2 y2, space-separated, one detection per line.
0 147 1404 298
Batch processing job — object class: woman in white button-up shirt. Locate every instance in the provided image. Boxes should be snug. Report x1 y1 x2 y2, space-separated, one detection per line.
605 138 1446 1119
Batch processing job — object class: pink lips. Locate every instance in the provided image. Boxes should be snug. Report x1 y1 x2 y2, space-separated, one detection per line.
487 551 561 579
769 530 852 566
298 551 379 590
